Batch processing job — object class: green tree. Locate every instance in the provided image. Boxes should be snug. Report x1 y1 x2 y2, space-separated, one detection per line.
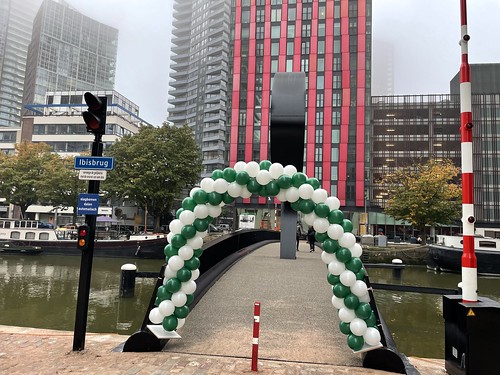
0 142 58 218
103 124 202 231
380 159 461 243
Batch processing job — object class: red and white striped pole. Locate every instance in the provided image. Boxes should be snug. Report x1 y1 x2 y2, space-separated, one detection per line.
251 302 261 371
459 0 477 303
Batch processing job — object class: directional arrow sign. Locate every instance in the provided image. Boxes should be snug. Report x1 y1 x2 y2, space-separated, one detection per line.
74 156 114 170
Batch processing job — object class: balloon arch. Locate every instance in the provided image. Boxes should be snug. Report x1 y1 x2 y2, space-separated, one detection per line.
148 160 382 352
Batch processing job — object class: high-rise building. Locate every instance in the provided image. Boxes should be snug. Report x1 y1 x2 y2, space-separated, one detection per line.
169 0 373 213
0 0 43 129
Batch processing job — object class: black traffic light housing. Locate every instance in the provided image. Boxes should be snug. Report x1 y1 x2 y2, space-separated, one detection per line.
76 225 91 251
83 92 107 135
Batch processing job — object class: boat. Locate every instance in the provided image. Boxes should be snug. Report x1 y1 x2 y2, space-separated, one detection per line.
428 234 500 276
0 240 43 255
0 219 167 259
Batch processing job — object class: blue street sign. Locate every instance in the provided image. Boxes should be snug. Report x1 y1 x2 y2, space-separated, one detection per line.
77 193 99 215
74 156 114 170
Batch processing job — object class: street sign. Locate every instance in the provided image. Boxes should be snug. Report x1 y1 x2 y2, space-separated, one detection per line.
77 193 99 215
78 170 107 181
74 156 114 170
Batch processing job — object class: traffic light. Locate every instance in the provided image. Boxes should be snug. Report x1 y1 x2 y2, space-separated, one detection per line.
82 92 107 135
77 225 90 251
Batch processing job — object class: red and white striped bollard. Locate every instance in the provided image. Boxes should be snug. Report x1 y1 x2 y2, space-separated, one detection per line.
251 301 261 371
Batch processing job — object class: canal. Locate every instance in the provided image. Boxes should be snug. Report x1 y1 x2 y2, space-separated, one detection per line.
1 253 499 359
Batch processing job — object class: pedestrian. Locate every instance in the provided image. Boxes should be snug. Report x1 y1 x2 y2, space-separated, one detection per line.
307 227 316 252
296 223 301 251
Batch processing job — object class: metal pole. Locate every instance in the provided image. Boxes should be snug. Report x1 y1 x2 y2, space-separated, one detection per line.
459 0 477 302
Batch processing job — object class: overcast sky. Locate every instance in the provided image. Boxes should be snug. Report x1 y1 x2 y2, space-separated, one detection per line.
66 0 500 124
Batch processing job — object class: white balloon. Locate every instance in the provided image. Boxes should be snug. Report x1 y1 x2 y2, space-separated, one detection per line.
269 163 284 179
189 187 201 198
256 170 273 185
213 178 228 194
207 204 222 218
311 188 328 204
351 280 369 297
327 224 344 240
200 178 214 193
178 245 194 260
149 307 164 324
298 183 314 199
233 161 246 173
325 196 341 210
321 251 336 265
190 268 200 281
171 291 188 307
167 232 174 243
313 218 329 233
331 295 346 310
283 164 298 177
364 327 382 346
193 204 209 219
187 235 203 249
338 307 356 323
197 230 208 238
339 270 357 287
339 233 356 248
304 212 317 226
350 243 363 258
164 265 177 279
276 189 287 202
179 210 195 226
168 255 184 271
227 182 243 197
350 318 368 336
328 259 346 275
158 300 175 317
359 293 371 303
181 280 197 295
176 318 186 329
245 161 260 177
169 219 183 234
241 186 253 199
285 187 300 202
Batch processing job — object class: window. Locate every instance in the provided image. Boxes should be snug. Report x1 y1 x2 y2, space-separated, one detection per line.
271 9 281 22
287 41 294 55
302 24 311 37
301 41 310 54
302 6 312 20
271 26 280 38
316 93 324 107
288 8 296 21
287 25 295 37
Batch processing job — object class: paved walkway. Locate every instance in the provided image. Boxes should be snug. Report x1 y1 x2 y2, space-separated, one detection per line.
0 242 446 374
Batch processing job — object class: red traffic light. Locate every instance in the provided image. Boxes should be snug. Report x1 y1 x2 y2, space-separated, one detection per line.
77 225 91 251
83 92 107 135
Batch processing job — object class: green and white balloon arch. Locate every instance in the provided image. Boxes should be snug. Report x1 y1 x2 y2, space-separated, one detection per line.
148 160 382 352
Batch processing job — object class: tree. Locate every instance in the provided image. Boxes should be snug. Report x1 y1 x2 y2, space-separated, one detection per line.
0 142 58 218
103 124 202 232
380 159 462 243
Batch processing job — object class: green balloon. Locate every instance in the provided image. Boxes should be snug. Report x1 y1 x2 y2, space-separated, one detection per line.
333 283 351 298
246 178 261 193
306 177 320 190
327 273 340 286
336 247 352 263
276 175 292 189
193 218 209 232
194 248 203 257
339 321 351 335
290 199 301 211
347 334 365 351
184 256 200 270
223 167 237 182
323 238 340 254
162 315 178 331
314 203 330 218
171 234 187 248
174 305 190 319
181 225 196 239
365 312 378 327
156 285 172 301
346 257 363 273
206 215 214 223
328 209 344 224
182 197 196 211
342 219 354 232
186 294 195 305
164 244 178 258
298 199 315 214
258 185 268 197
165 278 182 293
259 160 272 170
355 302 373 320
211 169 224 180
265 181 280 196
344 293 360 310
176 267 192 282
154 297 162 306
356 267 366 280
291 172 307 188
222 192 235 204
235 171 250 185
208 191 223 205
175 208 183 219
193 189 208 204
315 231 329 243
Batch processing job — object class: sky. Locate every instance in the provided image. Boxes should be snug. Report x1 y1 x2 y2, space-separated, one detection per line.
65 0 500 124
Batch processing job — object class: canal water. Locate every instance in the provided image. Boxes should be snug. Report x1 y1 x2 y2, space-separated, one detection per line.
1 253 499 359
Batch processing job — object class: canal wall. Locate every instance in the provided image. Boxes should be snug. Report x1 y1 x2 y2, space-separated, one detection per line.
361 244 429 265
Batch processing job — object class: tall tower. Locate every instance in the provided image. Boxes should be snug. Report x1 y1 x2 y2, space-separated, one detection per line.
0 0 43 128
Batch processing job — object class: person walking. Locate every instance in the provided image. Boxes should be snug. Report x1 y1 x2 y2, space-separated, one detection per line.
296 223 301 251
307 227 316 252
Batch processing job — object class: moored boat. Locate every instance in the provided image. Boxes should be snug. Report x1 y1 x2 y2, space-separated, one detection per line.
0 240 43 255
428 234 500 276
0 219 167 259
